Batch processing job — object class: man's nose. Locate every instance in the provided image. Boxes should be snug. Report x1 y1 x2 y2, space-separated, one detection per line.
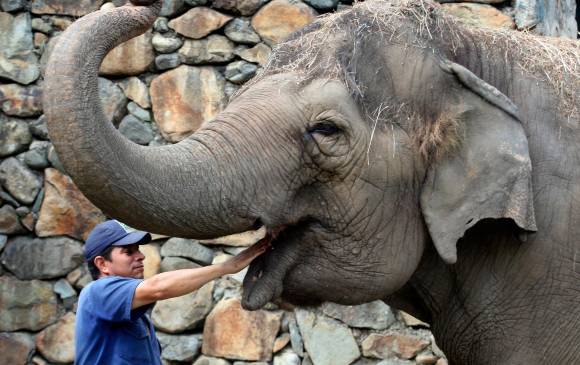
135 250 145 260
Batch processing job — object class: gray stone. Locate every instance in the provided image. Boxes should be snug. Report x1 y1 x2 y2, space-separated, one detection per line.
303 0 338 11
118 114 154 145
54 278 77 309
211 0 267 16
127 101 151 122
225 18 261 44
0 276 59 331
514 0 577 38
54 278 77 299
161 237 214 265
225 60 258 84
0 186 20 207
20 140 50 169
0 204 25 234
322 300 396 330
295 308 360 365
0 157 42 204
179 35 235 64
0 12 40 84
352 358 381 365
193 356 231 365
160 256 202 272
155 53 182 71
224 81 240 101
153 17 170 33
1 0 27 12
233 362 269 365
0 115 32 157
161 0 185 17
288 315 304 356
98 77 128 125
152 281 214 332
14 205 29 217
1 235 84 279
30 115 49 140
47 144 65 173
0 234 6 252
157 333 201 362
0 332 35 365
152 32 183 53
273 350 300 365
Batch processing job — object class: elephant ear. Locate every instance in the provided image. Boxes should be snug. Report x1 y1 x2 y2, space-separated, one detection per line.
420 61 537 264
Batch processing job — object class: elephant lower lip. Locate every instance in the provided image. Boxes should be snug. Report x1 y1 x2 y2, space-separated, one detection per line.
241 221 307 310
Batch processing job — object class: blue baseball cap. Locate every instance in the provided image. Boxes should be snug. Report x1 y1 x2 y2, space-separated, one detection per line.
85 220 151 261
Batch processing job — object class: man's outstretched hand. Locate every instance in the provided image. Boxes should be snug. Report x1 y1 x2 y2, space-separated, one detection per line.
222 238 271 274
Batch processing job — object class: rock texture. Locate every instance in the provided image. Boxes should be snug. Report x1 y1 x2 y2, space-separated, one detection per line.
1 1 571 364
202 298 283 361
150 65 227 141
36 168 105 240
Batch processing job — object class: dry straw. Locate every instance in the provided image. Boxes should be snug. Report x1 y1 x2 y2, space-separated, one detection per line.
240 0 579 121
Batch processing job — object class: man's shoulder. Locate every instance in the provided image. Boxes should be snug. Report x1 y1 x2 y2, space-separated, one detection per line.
80 276 140 298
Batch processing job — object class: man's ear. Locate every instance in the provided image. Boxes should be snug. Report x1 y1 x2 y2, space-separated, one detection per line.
420 61 537 264
94 256 109 276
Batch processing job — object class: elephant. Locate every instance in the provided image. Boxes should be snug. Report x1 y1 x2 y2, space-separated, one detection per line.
43 0 579 364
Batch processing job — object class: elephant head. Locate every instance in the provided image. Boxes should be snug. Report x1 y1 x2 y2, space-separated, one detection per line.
44 0 536 310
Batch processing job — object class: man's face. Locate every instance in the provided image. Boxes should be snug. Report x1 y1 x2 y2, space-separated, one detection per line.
98 244 146 279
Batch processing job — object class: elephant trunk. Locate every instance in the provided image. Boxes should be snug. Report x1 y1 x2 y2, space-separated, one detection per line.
43 2 256 237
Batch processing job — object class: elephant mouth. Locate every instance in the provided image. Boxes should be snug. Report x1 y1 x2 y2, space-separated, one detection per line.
241 219 314 310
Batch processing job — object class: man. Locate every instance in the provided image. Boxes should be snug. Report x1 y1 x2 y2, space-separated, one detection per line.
75 219 269 365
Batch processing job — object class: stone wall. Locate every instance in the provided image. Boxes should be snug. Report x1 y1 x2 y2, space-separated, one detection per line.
0 1 577 365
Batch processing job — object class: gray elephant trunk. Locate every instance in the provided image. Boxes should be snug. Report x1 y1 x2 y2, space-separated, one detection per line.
43 2 255 237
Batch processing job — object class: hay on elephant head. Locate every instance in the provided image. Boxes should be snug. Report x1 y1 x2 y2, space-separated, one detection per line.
240 0 579 121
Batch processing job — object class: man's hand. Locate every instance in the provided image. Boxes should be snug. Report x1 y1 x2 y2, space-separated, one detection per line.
221 238 271 274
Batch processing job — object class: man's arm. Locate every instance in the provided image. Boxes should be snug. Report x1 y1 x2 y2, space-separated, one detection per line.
132 239 269 309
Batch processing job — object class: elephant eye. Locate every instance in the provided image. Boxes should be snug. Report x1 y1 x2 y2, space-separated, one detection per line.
307 122 341 136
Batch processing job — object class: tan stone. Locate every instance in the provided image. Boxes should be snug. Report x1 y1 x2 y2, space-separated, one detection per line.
0 332 35 365
31 0 104 16
200 226 266 247
416 353 439 364
36 168 106 241
141 243 161 279
179 35 235 65
251 0 317 45
36 312 75 363
51 16 73 31
442 3 515 30
100 31 155 76
34 32 48 48
150 65 226 142
399 311 429 327
362 333 430 360
202 298 282 361
152 281 214 333
436 359 449 365
235 43 271 66
169 7 232 39
119 76 151 108
273 333 290 353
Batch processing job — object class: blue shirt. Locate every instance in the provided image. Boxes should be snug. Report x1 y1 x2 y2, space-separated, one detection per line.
75 276 162 365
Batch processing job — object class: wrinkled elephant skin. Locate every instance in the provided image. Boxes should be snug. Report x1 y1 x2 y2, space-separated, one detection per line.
43 1 580 364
